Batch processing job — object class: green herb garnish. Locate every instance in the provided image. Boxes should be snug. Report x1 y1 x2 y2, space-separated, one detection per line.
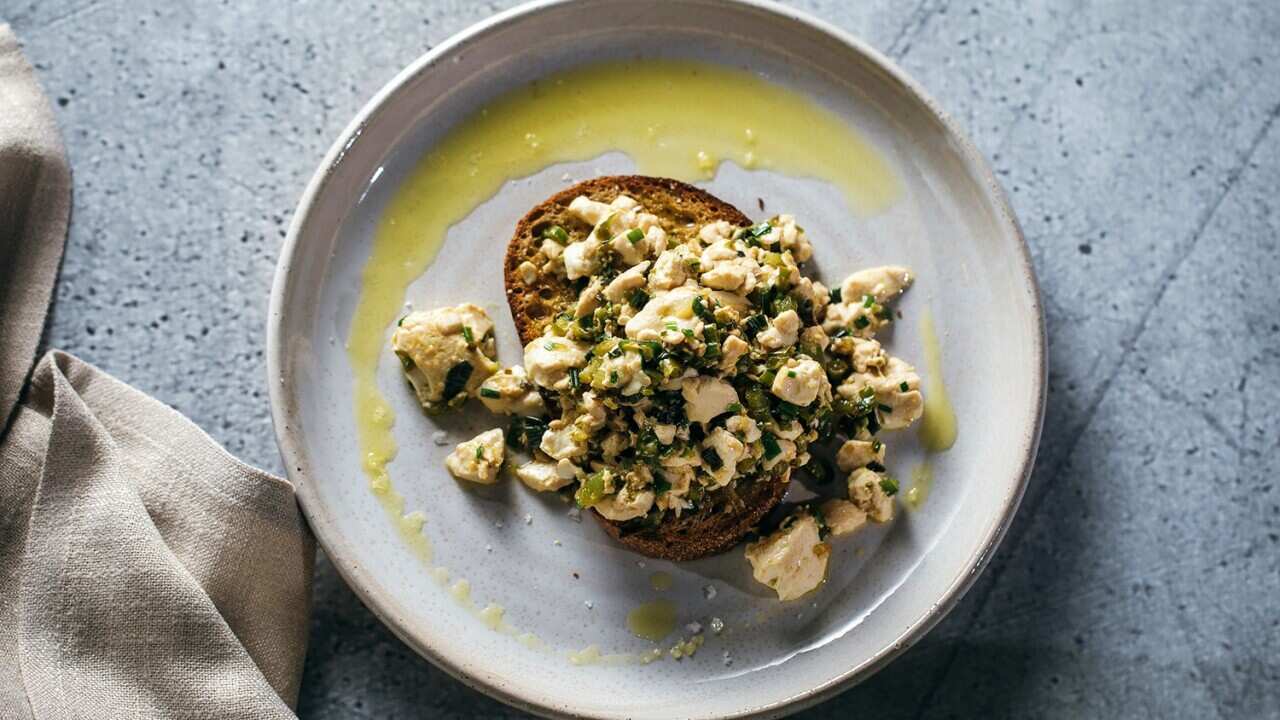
542 225 569 244
479 387 501 399
761 432 781 459
899 381 910 392
442 361 473 399
626 228 644 244
879 476 899 496
461 326 474 344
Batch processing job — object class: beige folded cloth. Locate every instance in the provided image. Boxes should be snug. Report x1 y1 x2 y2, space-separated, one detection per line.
0 24 314 720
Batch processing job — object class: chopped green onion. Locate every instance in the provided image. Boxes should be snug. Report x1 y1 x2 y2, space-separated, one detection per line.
700 447 724 471
665 321 679 333
595 213 617 239
787 370 797 378
878 403 893 414
397 316 407 327
681 328 696 340
442 361 474 399
853 316 871 330
575 471 609 508
479 387 501 399
544 341 562 350
461 326 474 344
627 288 649 309
691 295 715 322
899 381 910 392
872 440 882 453
568 367 581 391
626 228 644 244
863 294 876 308
396 351 415 371
474 445 485 461
761 432 782 459
879 476 899 496
743 314 767 335
609 370 619 385
804 457 833 484
725 402 743 414
542 225 569 244
828 287 842 304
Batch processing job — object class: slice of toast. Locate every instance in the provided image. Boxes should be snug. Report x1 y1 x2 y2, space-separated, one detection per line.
503 175 789 561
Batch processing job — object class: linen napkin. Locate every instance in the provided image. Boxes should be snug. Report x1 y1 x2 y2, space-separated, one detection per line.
0 24 314 720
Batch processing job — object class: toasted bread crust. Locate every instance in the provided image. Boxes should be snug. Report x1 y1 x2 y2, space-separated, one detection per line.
503 176 787 561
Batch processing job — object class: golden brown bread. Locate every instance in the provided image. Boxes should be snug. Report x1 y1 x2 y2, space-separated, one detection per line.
503 175 789 561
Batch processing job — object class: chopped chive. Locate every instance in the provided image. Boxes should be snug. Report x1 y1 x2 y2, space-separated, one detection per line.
397 316 407 327
828 287 842 304
595 213 617 239
544 341 562 350
899 381 910 392
681 328 696 339
725 402 742 414
609 370 619 385
863 294 875 308
859 386 876 399
879 476 899 496
626 228 644 244
474 445 485 461
787 370 797 378
665 321 679 333
479 387 501 399
700 447 724 471
853 316 871 330
461 326 474 344
542 225 569 243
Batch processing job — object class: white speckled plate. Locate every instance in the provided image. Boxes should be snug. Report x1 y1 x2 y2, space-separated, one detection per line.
267 1 1045 717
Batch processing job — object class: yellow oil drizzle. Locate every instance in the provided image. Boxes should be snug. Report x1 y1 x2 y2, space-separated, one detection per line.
343 58 903 662
648 571 674 592
626 599 678 642
903 461 934 511
917 309 957 452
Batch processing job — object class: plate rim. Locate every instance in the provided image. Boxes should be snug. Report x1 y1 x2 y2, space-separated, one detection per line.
266 0 1047 717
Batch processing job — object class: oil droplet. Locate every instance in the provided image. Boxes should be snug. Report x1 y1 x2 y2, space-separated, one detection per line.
626 599 677 642
649 571 673 592
568 645 602 666
449 579 472 604
904 462 934 511
918 309 958 452
479 603 505 630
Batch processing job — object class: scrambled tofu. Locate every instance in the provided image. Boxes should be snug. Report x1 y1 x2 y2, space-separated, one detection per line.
444 428 505 484
395 190 927 603
744 514 829 601
391 304 499 413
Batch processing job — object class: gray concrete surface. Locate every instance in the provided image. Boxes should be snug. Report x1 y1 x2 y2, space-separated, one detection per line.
6 0 1279 716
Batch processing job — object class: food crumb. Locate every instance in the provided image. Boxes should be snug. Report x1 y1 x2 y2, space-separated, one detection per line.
685 621 703 634
636 560 646 569
553 539 562 546
485 544 493 553
757 197 765 211
710 617 725 634
494 519 504 529
572 572 580 579
703 585 717 600
567 507 582 522
722 650 733 667
432 431 449 446
584 600 594 610
523 513 533 525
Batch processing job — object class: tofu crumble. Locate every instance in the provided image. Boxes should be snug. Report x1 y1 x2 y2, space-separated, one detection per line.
390 192 926 601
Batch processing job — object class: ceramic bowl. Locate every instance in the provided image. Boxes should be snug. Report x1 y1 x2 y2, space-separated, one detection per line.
267 1 1045 717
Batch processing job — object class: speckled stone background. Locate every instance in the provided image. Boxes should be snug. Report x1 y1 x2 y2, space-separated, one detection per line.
5 0 1278 717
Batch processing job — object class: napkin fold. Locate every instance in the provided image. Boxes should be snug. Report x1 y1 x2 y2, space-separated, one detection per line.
0 24 313 720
